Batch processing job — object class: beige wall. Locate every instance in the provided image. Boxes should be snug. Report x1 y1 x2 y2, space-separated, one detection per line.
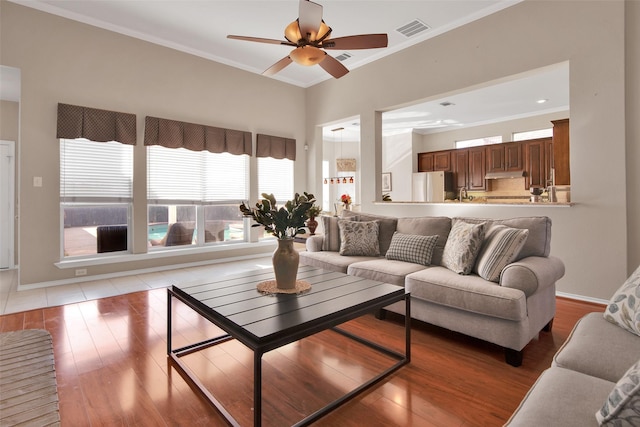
626 0 640 273
2 0 638 301
306 0 633 301
0 1 306 286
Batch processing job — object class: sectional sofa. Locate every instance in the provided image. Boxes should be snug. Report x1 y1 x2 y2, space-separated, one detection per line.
299 210 565 366
506 265 640 425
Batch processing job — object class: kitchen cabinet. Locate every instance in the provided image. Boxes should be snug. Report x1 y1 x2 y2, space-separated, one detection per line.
486 142 523 173
524 138 551 189
552 119 570 185
417 150 452 172
468 147 486 190
453 148 486 191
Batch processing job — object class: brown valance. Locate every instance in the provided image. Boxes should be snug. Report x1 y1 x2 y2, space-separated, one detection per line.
256 134 296 161
56 103 136 145
144 116 252 156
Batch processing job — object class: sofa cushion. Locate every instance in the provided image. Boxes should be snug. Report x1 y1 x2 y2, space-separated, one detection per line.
505 367 614 427
396 217 451 267
596 359 640 425
552 313 640 383
299 250 380 274
341 210 397 256
474 225 529 283
603 264 640 337
320 215 352 252
385 232 438 266
405 266 527 321
338 220 380 256
457 216 551 258
348 260 429 287
441 220 485 275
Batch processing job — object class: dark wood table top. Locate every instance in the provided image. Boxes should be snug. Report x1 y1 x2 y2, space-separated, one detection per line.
170 265 405 353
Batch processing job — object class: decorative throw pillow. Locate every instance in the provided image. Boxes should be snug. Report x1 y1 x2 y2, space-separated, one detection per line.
474 225 529 283
385 232 438 266
321 215 353 252
441 220 485 275
338 220 380 256
596 359 640 425
603 264 640 336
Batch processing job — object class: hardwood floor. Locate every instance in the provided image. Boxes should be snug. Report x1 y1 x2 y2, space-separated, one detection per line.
0 291 603 426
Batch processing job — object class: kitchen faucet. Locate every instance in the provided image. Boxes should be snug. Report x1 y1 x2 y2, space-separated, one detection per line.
459 186 468 202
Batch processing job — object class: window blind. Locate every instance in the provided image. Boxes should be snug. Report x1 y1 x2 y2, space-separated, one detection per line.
147 146 248 203
60 139 133 202
258 157 294 203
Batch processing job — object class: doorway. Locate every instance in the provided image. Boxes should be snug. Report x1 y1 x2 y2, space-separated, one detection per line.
0 140 15 269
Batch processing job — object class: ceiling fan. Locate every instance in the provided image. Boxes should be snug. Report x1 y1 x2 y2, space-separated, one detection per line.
227 0 388 79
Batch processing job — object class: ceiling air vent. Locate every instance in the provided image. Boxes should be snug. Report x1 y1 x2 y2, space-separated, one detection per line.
396 19 430 38
335 52 353 62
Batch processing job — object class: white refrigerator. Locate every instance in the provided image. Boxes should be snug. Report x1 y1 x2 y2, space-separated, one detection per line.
412 171 449 202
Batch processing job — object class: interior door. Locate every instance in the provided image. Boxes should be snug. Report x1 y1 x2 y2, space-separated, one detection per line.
0 140 15 269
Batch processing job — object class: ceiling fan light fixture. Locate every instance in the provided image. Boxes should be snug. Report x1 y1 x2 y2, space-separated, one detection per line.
290 46 326 66
284 20 302 43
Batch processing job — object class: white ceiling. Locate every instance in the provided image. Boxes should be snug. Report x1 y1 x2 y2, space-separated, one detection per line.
3 0 569 136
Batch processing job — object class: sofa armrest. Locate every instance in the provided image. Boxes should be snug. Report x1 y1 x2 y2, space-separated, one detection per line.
500 256 565 296
305 235 324 252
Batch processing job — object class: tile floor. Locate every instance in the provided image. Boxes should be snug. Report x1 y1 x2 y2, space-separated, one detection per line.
0 256 273 315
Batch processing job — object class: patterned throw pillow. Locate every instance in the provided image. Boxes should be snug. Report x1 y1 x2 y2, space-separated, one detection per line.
385 232 438 266
596 359 640 425
338 220 380 256
442 220 485 274
603 265 640 336
474 225 529 283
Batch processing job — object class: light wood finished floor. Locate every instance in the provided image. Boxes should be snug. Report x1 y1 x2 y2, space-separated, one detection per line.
0 289 603 426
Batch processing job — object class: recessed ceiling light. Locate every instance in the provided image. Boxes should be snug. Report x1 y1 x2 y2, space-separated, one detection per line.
536 99 548 104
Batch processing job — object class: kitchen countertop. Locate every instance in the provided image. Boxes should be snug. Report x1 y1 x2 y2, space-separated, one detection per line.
374 201 574 207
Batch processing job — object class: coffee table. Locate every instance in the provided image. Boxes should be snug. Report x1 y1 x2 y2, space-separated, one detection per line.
167 265 410 427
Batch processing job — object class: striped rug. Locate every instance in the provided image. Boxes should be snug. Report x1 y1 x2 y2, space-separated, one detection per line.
0 329 60 426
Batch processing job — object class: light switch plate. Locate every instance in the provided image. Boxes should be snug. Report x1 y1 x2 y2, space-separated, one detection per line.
33 176 43 187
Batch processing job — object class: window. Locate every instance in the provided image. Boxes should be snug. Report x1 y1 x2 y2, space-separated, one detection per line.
455 136 502 149
147 146 248 248
257 157 294 203
60 138 133 257
513 128 553 141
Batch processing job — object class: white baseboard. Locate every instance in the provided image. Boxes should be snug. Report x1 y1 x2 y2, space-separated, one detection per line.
18 253 271 291
556 291 608 306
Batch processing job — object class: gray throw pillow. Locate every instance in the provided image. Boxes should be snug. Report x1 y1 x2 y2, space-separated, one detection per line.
385 232 438 266
603 264 640 336
474 225 529 283
338 220 380 256
442 220 485 275
596 359 640 425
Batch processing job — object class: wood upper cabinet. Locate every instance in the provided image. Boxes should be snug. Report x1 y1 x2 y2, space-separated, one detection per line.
418 150 452 172
486 142 523 173
433 151 452 171
417 152 434 172
468 147 486 190
552 119 570 185
524 138 551 189
453 149 468 189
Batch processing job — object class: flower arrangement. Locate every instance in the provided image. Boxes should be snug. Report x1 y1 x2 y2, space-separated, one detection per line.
239 192 316 240
307 204 322 219
341 194 352 206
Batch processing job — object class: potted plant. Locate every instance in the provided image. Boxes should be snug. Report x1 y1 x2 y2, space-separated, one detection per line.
307 204 322 235
240 192 316 290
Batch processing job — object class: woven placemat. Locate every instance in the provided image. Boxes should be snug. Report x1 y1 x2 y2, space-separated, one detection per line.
257 280 311 295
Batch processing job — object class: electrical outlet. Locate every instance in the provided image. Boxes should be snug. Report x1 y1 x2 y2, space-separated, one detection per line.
75 268 87 276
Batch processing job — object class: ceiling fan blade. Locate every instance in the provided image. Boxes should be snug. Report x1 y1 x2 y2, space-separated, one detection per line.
322 34 388 50
227 35 295 47
263 56 293 76
319 55 349 79
298 0 323 39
